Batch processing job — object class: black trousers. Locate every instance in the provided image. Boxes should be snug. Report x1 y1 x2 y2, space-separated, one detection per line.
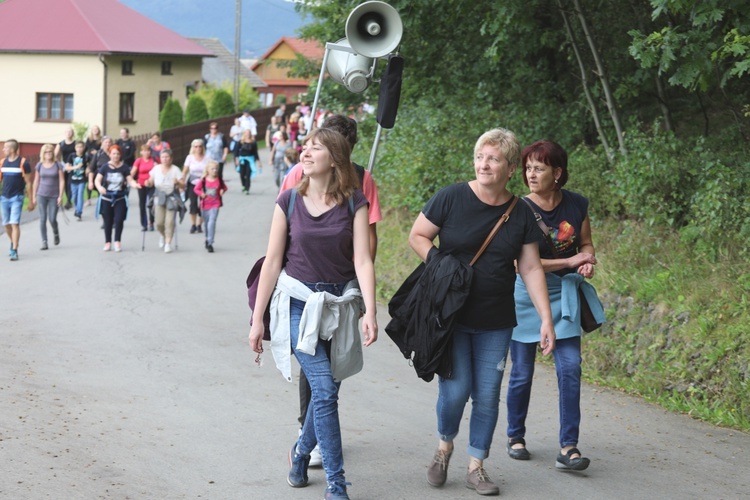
101 197 127 243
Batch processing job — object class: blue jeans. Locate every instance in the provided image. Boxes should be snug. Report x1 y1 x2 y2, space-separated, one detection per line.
437 323 512 460
37 195 59 243
291 280 349 485
506 336 582 448
71 182 85 217
202 207 219 245
1 194 24 226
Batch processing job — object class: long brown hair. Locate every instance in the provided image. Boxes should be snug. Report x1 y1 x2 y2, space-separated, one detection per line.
297 128 357 206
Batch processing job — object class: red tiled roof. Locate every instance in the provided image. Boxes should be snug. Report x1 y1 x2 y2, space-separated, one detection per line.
0 0 213 57
251 37 323 69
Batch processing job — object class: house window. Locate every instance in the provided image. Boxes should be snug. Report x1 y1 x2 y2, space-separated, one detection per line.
161 61 172 75
122 60 133 75
159 91 172 112
119 93 135 123
36 93 74 122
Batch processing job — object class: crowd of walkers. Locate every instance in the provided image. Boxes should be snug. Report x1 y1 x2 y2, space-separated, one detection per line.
0 117 259 259
2 105 606 500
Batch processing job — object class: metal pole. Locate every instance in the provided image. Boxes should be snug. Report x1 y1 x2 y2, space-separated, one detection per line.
233 0 242 112
310 46 331 127
367 123 383 173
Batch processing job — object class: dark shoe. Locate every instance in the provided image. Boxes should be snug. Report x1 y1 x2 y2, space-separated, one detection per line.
287 443 310 488
10 249 18 261
324 482 351 500
141 226 148 232
427 448 452 487
507 437 531 460
207 244 214 253
41 241 49 250
189 225 196 234
556 447 590 471
465 467 500 496
54 233 60 246
76 214 82 221
197 225 203 233
64 202 72 210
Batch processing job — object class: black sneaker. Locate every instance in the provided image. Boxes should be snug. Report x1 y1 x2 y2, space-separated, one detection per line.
41 241 49 251
189 225 196 234
207 244 214 253
54 233 60 246
287 443 310 488
197 225 203 233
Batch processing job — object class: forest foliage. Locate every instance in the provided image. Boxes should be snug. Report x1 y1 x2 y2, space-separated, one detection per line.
294 0 750 430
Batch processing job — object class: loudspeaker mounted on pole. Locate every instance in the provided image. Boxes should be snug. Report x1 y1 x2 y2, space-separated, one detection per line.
345 1 403 58
309 1 404 172
325 39 373 93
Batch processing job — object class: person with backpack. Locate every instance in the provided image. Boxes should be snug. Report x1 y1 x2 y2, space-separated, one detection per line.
204 122 228 181
248 128 377 500
237 129 261 194
54 126 76 209
194 161 227 253
269 131 292 189
1 139 34 261
31 144 65 250
145 148 183 254
279 114 383 468
84 125 103 206
64 141 88 221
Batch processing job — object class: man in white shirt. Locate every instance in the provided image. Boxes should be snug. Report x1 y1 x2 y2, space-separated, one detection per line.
239 109 258 137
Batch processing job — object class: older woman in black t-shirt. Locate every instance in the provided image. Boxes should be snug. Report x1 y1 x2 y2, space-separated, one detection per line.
505 140 601 472
409 127 556 495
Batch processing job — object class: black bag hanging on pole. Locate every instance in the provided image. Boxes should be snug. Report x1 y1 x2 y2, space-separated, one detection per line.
376 55 404 129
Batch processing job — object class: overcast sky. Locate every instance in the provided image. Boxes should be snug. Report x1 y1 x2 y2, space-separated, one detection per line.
120 0 308 58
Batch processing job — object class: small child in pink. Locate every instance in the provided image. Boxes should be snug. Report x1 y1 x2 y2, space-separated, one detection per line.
194 161 227 253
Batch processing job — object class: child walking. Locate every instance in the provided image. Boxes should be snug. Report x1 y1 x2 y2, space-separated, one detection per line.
194 161 227 253
64 141 88 221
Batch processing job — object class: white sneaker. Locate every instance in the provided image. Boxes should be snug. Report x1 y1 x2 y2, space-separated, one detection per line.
164 243 172 253
158 235 165 248
298 428 323 467
114 242 122 253
309 444 322 467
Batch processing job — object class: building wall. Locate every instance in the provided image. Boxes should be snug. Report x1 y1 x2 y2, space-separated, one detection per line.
104 55 202 137
0 53 104 147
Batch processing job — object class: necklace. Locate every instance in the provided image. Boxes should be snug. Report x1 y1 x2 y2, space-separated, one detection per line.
307 192 329 214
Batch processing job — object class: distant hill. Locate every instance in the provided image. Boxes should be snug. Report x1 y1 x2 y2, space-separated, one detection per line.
120 0 308 58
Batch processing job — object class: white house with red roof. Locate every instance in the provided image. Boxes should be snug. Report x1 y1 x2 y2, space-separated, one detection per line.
251 37 323 106
0 0 213 155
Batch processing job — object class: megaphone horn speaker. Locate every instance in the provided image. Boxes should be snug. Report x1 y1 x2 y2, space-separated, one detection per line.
326 39 374 93
346 1 403 58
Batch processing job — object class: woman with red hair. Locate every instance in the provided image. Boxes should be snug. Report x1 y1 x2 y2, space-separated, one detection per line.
94 144 140 252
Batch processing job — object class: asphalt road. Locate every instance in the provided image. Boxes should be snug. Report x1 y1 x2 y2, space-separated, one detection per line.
1 157 749 499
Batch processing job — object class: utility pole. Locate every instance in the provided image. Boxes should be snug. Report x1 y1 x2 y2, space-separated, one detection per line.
233 0 242 112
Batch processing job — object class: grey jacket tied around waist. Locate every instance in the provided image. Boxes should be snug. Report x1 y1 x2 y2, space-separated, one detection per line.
270 269 365 382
